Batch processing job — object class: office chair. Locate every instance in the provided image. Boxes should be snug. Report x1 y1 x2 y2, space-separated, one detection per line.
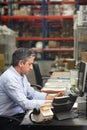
0 115 21 130
33 62 50 90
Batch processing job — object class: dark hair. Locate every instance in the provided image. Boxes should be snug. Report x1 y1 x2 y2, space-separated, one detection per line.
11 48 35 66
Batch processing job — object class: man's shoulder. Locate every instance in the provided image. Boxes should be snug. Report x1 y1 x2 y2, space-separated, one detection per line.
1 66 15 79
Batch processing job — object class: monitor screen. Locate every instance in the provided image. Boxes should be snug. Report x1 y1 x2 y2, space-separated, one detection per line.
77 61 87 96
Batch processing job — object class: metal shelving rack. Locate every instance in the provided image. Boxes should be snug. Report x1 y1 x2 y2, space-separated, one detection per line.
74 0 87 61
0 0 75 60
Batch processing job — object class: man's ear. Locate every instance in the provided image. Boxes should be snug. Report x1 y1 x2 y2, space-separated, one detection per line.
18 60 23 67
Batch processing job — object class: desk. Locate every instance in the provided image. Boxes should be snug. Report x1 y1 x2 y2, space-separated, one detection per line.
50 71 70 79
21 71 87 130
41 71 71 93
21 114 87 130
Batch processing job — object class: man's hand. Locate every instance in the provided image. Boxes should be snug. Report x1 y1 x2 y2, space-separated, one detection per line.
55 91 64 97
46 91 64 100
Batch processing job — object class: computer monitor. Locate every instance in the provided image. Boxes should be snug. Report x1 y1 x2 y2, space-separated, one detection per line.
77 61 87 96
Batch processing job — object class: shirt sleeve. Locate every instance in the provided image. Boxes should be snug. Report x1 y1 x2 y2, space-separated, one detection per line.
25 76 47 100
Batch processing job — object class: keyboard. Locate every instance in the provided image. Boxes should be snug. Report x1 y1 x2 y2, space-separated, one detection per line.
55 111 78 120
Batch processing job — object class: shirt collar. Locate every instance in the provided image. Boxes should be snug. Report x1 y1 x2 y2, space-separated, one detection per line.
10 66 24 79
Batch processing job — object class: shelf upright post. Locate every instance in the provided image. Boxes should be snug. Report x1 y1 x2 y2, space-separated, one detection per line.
42 0 47 60
17 0 24 48
17 0 22 37
74 0 79 62
74 25 79 62
75 0 79 14
8 0 13 28
0 0 2 25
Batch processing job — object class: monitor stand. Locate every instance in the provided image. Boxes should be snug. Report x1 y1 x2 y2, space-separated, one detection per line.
55 111 78 120
86 93 87 118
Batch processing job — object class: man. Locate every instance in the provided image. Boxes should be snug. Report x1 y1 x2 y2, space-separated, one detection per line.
0 48 63 129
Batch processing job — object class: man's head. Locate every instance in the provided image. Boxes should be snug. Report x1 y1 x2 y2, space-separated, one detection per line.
11 48 35 75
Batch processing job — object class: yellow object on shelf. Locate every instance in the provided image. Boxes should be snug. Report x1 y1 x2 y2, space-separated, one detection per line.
0 54 5 73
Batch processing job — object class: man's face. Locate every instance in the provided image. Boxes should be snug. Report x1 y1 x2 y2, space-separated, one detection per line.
19 56 35 75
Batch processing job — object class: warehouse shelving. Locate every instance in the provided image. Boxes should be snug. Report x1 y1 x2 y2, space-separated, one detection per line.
78 0 87 5
74 0 87 61
0 0 75 60
1 1 75 5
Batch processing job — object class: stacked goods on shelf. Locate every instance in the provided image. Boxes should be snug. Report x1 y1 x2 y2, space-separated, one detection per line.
0 0 75 60
76 5 87 26
0 25 17 65
74 0 87 61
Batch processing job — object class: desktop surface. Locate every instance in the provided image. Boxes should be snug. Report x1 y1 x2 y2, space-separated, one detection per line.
54 110 78 120
21 71 87 129
21 113 87 127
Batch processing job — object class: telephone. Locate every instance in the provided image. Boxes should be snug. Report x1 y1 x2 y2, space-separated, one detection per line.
29 105 54 124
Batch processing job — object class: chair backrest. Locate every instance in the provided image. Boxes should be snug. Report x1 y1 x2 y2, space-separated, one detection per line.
33 62 43 87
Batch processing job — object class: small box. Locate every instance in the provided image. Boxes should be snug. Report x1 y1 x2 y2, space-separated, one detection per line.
66 59 76 70
81 52 87 62
13 10 28 16
48 41 58 48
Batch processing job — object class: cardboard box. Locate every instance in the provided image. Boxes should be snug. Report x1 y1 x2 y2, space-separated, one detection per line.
81 52 87 62
13 10 28 16
66 59 76 70
48 41 58 48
